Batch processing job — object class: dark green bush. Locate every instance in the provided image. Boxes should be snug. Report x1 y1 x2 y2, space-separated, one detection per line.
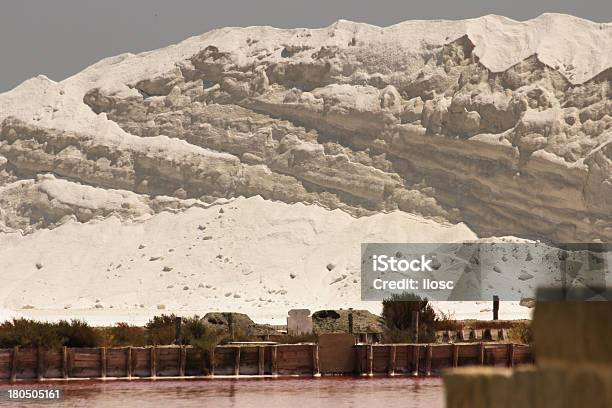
145 314 177 345
0 319 63 348
0 319 98 348
182 316 217 352
382 293 438 343
56 320 99 348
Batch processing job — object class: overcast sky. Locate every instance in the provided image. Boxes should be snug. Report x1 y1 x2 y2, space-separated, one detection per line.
1 0 611 92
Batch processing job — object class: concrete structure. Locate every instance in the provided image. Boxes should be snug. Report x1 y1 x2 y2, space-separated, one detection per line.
287 309 313 336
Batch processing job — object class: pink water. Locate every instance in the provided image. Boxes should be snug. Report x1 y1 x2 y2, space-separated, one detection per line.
1 377 445 407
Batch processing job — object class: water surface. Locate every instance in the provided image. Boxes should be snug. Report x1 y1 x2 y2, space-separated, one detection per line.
1 377 445 407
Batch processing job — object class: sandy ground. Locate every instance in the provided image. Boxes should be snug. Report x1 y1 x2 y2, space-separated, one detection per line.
0 195 531 325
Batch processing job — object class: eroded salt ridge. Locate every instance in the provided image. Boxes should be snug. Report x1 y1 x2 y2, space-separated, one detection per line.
0 14 610 242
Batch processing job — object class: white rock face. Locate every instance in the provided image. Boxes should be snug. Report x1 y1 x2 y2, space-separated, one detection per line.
0 14 610 322
0 13 609 242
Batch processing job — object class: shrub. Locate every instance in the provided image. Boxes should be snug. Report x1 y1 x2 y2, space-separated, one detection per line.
56 320 99 347
382 293 438 343
434 310 462 331
181 316 207 344
0 319 99 348
508 323 533 344
0 319 63 349
109 323 146 347
145 314 177 345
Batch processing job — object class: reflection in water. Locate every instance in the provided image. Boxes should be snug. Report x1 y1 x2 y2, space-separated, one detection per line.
1 377 445 408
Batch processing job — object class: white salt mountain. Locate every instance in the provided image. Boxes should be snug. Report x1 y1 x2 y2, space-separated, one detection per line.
0 14 610 323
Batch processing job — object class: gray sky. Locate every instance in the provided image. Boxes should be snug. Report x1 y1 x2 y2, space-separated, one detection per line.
1 0 611 92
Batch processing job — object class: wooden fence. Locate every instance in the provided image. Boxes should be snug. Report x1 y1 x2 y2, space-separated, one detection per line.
0 342 532 382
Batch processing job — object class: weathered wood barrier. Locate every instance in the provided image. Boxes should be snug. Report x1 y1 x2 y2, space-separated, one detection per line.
0 342 532 382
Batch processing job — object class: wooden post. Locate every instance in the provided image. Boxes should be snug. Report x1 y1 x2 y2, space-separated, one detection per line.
411 345 420 376
493 295 499 321
425 345 432 376
271 346 278 376
452 344 459 367
179 346 186 377
479 342 485 365
10 346 18 383
175 317 183 345
150 347 157 378
258 346 265 375
233 346 240 376
348 311 354 334
412 311 420 343
507 343 515 368
367 345 374 376
312 344 320 377
126 347 133 378
209 348 216 376
37 347 45 381
388 345 396 376
61 346 68 379
100 347 107 379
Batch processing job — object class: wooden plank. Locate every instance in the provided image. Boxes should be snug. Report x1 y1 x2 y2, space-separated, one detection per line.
61 347 68 379
10 346 19 383
150 347 157 378
425 345 432 376
100 347 107 379
452 344 459 367
179 346 186 377
210 348 215 376
312 344 320 376
411 345 420 376
37 347 45 381
234 347 240 376
388 345 396 376
258 346 265 375
126 347 133 378
271 346 278 376
479 342 485 365
367 345 373 376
